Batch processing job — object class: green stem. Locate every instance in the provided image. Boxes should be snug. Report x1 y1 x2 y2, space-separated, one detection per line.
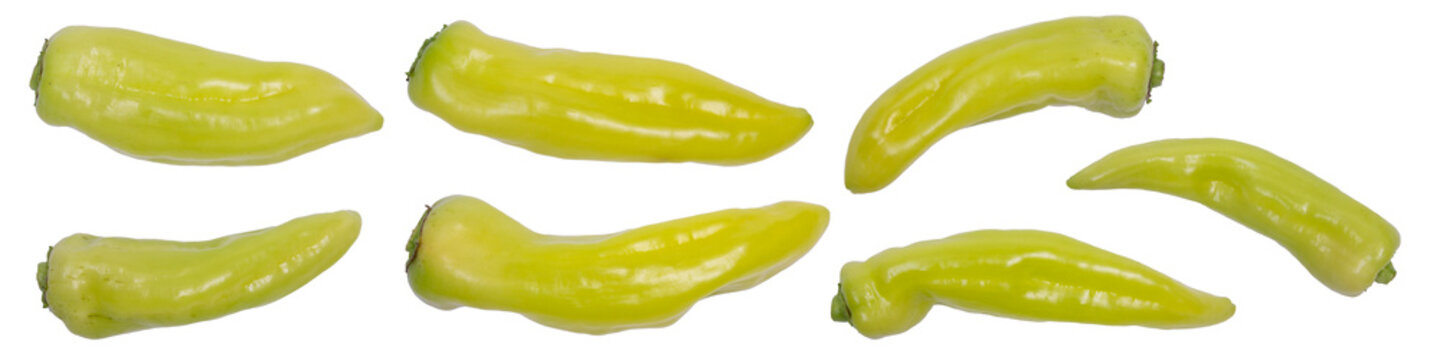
830 284 850 322
1375 262 1397 284
31 39 49 96
405 204 434 272
405 25 447 82
1146 41 1164 103
38 246 52 308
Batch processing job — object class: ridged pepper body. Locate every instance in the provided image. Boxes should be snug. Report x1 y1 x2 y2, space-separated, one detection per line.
32 26 382 165
1067 138 1400 296
834 230 1232 339
846 16 1161 193
405 195 829 334
39 211 362 338
407 21 813 165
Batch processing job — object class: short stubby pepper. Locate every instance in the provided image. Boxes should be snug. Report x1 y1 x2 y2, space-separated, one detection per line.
405 195 830 334
38 211 362 339
833 230 1233 339
407 21 813 165
846 16 1162 193
1067 138 1400 296
32 26 383 165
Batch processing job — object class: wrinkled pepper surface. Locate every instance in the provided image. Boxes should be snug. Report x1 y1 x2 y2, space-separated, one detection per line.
1068 138 1400 296
846 16 1162 193
407 21 813 165
32 26 382 165
39 211 362 338
406 195 829 334
833 230 1232 339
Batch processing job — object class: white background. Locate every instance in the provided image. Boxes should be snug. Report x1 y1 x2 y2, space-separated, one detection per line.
2 0 1436 358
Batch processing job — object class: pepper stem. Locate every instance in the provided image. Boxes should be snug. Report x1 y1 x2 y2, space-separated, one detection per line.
1375 262 1397 284
830 284 851 322
405 204 434 272
1146 41 1164 103
405 25 447 82
37 246 52 308
31 39 49 96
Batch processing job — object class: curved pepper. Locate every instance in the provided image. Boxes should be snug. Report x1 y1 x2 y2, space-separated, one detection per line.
845 16 1162 193
32 26 382 165
406 195 829 334
833 230 1232 339
407 21 813 165
1067 138 1400 296
38 211 362 338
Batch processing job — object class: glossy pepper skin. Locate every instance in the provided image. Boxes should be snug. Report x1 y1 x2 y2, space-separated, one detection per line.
1068 138 1400 296
38 211 362 339
406 195 829 334
407 21 813 165
833 230 1232 339
846 16 1163 193
32 26 382 165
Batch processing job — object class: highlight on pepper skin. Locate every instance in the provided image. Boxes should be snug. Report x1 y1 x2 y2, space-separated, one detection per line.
407 21 813 165
31 26 383 165
832 230 1233 339
405 195 830 334
1067 138 1400 296
845 15 1164 193
38 210 363 339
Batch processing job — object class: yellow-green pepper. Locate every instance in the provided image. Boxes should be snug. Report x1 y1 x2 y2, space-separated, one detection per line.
32 26 382 165
39 210 362 338
1067 138 1400 296
833 230 1232 339
846 16 1162 193
407 21 813 165
405 195 829 334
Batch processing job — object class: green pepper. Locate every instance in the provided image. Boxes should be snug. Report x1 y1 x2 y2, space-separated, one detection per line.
833 230 1232 339
1067 138 1400 296
845 16 1162 193
407 21 813 165
406 195 829 334
32 26 383 165
39 211 362 338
